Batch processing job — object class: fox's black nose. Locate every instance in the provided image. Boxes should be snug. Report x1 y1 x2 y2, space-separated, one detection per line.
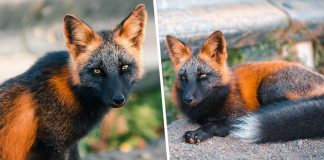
183 96 194 104
112 95 125 105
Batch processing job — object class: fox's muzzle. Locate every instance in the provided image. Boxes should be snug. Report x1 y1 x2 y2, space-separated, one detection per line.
111 94 126 108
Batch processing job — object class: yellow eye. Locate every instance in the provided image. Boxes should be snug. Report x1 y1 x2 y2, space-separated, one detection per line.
181 75 186 80
93 68 101 74
199 73 207 79
121 64 128 70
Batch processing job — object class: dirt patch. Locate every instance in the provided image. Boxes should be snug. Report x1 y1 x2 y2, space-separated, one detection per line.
168 119 324 160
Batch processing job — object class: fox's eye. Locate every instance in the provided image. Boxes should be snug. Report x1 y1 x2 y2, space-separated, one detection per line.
181 75 186 81
199 73 207 79
93 68 102 75
121 64 128 70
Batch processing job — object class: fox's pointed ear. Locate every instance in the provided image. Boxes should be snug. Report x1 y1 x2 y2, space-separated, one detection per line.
113 4 147 54
166 35 191 67
63 15 101 59
200 31 227 65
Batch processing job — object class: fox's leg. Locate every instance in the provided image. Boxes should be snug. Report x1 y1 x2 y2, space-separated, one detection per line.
28 140 68 160
183 121 231 144
27 150 65 160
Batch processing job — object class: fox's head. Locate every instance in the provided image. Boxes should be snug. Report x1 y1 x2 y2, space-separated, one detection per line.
166 31 230 106
63 4 147 108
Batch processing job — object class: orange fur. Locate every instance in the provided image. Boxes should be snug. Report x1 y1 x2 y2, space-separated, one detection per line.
114 4 147 54
0 91 37 160
49 68 79 112
199 31 230 84
64 15 101 61
233 61 300 111
200 31 227 66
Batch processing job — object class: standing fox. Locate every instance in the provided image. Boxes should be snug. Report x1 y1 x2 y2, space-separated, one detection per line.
166 31 324 144
0 4 147 159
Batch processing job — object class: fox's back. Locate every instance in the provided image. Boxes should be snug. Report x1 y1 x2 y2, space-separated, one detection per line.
233 61 324 111
0 51 71 105
0 51 71 159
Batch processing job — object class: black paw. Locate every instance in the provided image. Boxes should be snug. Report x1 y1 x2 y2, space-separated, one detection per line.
183 130 210 144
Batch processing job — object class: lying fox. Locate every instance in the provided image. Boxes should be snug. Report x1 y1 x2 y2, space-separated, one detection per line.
0 4 147 159
166 31 324 144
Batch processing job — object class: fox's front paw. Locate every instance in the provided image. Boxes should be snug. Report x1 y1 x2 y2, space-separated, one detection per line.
183 130 209 144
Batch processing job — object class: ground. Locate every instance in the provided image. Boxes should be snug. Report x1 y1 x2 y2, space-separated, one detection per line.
168 119 324 160
85 139 166 160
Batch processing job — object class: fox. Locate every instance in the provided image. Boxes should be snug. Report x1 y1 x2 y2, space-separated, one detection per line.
0 4 147 160
166 31 324 144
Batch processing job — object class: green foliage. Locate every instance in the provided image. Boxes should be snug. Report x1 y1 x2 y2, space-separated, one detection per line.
162 61 182 123
120 89 164 141
79 88 163 157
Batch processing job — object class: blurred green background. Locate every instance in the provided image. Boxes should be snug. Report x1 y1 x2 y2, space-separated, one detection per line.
0 0 165 159
79 87 163 156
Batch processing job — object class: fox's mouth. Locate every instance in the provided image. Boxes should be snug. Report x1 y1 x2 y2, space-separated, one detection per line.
183 99 200 107
110 103 125 108
187 102 200 107
110 98 127 108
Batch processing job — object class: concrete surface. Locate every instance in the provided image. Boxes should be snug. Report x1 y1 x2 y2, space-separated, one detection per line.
168 119 324 160
157 0 324 60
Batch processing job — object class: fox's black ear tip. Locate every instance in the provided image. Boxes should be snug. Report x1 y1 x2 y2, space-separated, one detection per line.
166 35 175 40
212 30 223 36
64 14 77 22
135 4 145 10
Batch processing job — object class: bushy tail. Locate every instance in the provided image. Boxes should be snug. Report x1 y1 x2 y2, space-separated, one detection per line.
230 95 324 143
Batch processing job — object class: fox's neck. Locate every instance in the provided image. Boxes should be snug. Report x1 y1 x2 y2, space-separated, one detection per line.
54 76 108 142
51 66 109 123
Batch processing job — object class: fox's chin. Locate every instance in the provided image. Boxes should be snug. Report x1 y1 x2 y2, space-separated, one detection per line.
185 101 200 107
110 103 125 108
111 105 123 108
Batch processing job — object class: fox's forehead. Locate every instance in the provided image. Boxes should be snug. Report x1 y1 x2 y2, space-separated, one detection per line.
82 31 135 71
179 57 214 76
94 44 134 64
97 31 134 61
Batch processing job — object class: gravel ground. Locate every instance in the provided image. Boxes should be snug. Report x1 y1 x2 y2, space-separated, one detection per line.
84 139 167 160
168 119 324 160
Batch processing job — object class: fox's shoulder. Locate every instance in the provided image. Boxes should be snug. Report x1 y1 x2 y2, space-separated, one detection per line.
0 51 70 88
30 51 69 70
24 51 69 75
